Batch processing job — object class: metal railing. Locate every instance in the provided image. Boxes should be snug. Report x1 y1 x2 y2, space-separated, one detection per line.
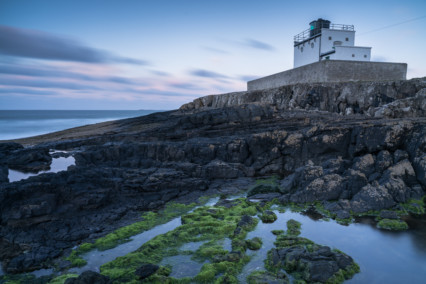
294 24 354 43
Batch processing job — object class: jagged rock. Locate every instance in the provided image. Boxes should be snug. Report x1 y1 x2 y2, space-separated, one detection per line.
352 154 375 176
65 271 111 284
6 147 52 173
0 164 8 183
0 142 24 160
379 210 399 219
373 88 426 118
135 263 159 279
394 150 409 164
351 185 396 213
290 174 345 203
376 150 393 173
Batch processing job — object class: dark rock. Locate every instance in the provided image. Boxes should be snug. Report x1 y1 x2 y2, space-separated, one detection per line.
379 210 399 219
135 263 159 279
393 150 409 164
64 271 111 284
248 192 281 201
247 183 280 197
376 150 393 173
0 164 8 183
352 154 375 177
290 174 345 203
351 185 396 213
259 210 278 223
6 147 52 173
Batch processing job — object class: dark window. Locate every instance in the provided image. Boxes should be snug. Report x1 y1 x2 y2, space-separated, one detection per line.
345 37 349 41
328 36 332 40
364 55 367 58
301 47 303 52
311 42 314 48
352 54 355 57
325 56 330 60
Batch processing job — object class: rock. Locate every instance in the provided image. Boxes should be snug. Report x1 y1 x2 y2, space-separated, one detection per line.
259 210 278 223
248 192 281 201
0 164 8 183
247 271 289 284
247 183 280 197
379 210 399 219
393 150 409 164
65 271 111 284
375 150 393 173
6 147 52 173
351 185 396 213
0 142 24 160
135 263 160 279
383 159 418 187
290 174 345 203
352 154 375 177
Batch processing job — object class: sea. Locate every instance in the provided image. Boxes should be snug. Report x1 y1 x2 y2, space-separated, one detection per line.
0 110 160 140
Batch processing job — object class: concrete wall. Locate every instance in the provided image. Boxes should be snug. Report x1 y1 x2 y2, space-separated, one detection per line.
320 29 355 54
247 60 407 91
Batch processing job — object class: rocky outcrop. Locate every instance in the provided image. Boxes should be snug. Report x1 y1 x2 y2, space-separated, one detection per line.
181 77 426 117
0 78 425 274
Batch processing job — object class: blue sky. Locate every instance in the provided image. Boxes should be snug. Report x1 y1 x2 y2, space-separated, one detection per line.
0 0 425 110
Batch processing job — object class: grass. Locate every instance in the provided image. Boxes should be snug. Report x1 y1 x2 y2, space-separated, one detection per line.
377 219 409 231
48 274 79 284
246 237 263 250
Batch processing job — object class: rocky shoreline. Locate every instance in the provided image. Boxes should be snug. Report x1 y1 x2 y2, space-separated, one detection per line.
0 78 425 281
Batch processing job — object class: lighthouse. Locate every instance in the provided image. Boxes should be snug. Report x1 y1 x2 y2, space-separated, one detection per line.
293 18 371 68
246 18 407 91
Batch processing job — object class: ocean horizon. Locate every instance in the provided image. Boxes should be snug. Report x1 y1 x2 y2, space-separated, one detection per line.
0 110 161 141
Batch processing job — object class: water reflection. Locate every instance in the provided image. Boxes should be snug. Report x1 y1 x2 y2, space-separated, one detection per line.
238 209 426 284
8 151 75 183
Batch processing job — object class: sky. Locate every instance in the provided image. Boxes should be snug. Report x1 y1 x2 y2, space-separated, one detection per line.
0 0 425 110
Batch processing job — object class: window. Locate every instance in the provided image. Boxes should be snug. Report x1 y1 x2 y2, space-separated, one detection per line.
345 37 349 41
352 54 355 57
364 55 367 58
301 47 303 52
325 56 330 60
328 36 332 40
311 42 314 48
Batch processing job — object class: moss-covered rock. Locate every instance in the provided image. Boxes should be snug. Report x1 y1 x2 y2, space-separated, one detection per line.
246 237 263 250
259 210 278 223
377 218 409 230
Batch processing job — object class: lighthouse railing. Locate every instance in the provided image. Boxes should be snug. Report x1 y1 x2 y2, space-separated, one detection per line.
294 24 354 44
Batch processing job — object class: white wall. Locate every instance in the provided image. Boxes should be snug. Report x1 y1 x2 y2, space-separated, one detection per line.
294 36 320 68
320 29 355 55
329 46 371 61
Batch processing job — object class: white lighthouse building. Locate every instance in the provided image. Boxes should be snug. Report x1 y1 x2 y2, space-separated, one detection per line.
247 18 407 91
293 19 371 68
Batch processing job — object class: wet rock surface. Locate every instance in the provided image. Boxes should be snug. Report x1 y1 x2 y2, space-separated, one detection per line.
0 78 425 274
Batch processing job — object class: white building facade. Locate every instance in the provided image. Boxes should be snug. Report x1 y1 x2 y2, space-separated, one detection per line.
294 19 371 68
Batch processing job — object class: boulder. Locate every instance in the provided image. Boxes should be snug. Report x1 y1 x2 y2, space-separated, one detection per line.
65 271 111 284
351 185 396 213
135 263 160 279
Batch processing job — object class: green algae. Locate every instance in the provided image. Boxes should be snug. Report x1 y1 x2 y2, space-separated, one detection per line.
246 237 263 250
377 218 409 231
259 211 278 223
99 198 259 283
65 201 201 268
286 219 301 236
48 274 79 284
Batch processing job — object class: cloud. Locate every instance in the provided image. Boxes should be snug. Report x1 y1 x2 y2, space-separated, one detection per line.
0 87 57 96
0 63 138 85
126 88 199 98
202 46 230 54
239 75 259 81
241 38 275 51
168 82 202 90
0 77 101 90
189 69 229 79
0 25 148 65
